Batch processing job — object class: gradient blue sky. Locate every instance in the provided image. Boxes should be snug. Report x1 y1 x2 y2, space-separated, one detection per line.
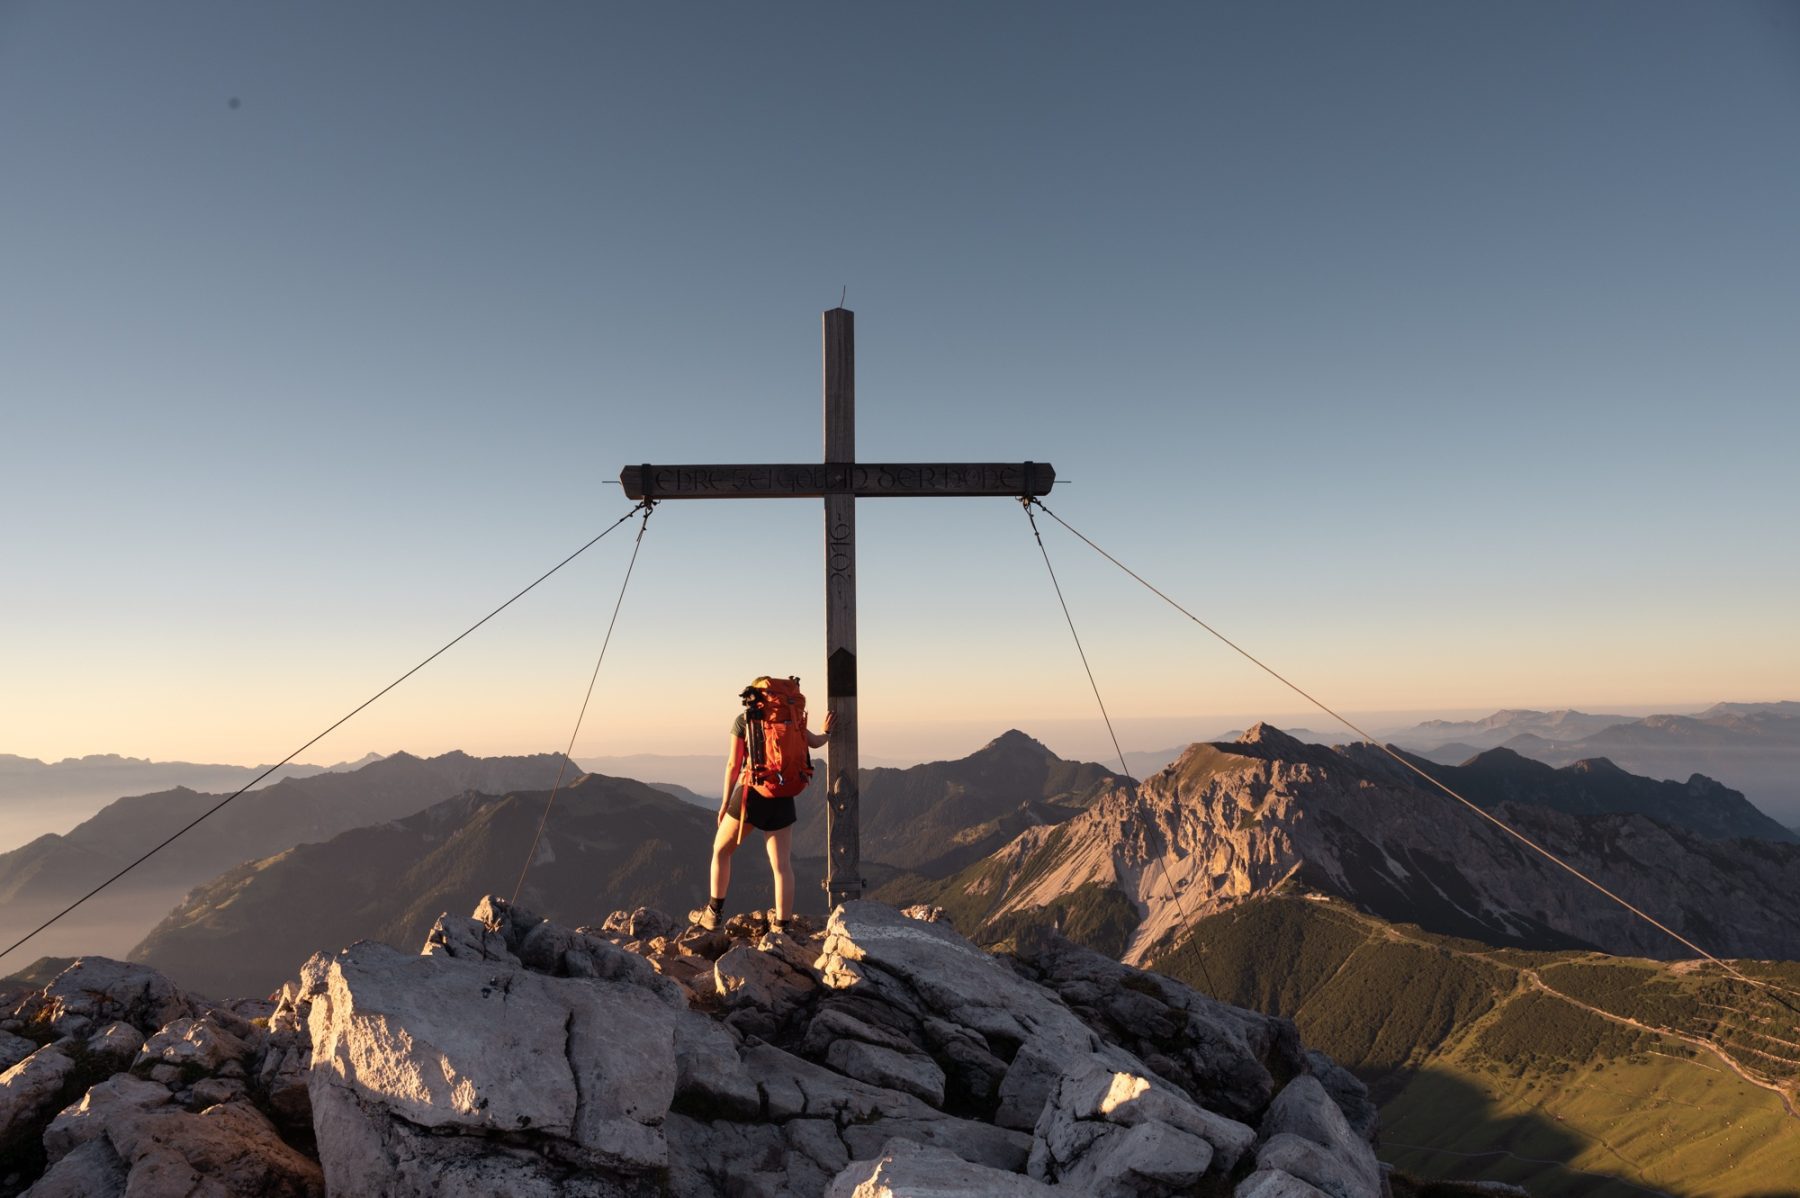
4 2 1796 768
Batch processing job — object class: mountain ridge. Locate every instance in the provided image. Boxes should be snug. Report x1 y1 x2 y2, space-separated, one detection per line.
899 724 1800 966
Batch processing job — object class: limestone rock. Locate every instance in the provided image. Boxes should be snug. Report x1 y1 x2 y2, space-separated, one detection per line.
0 1029 37 1072
1031 1055 1255 1190
838 1117 1031 1174
1238 1168 1334 1198
308 1079 646 1198
1072 1118 1217 1196
1257 1075 1382 1198
802 1006 918 1061
1305 1050 1378 1141
305 939 677 1189
758 929 826 976
824 1137 1057 1197
0 1045 75 1149
134 1013 252 1078
17 958 190 1038
42 1073 171 1163
818 901 1141 1131
628 907 676 941
187 1076 248 1109
714 944 813 1014
102 1100 324 1197
19 1137 128 1198
83 1023 144 1069
421 913 522 966
1011 929 1306 1123
662 1116 795 1198
825 1039 946 1107
672 1010 759 1120
254 1029 313 1134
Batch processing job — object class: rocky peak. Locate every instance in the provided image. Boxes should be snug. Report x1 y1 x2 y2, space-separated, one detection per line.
977 729 1059 760
1 898 1391 1198
1233 723 1309 758
1461 747 1556 776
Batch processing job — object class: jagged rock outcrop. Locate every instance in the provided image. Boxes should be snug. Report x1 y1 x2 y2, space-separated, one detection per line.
0 959 322 1198
939 724 1800 962
2 896 1395 1198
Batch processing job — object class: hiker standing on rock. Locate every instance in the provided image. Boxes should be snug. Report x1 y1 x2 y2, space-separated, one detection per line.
688 676 832 936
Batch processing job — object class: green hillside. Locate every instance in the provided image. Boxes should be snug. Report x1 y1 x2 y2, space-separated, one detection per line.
1153 894 1800 1197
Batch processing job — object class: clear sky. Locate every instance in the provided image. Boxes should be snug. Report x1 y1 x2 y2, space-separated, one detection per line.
3 2 1796 769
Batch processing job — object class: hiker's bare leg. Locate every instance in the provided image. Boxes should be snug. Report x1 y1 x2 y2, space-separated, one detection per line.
764 826 794 922
710 815 740 901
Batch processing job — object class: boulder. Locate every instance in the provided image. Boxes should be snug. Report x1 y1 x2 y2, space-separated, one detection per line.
1238 1168 1334 1198
421 913 522 967
801 1006 918 1061
18 1137 128 1198
824 1137 1057 1197
758 930 825 976
672 1011 759 1120
714 944 813 1015
825 1039 945 1107
817 901 1141 1131
1257 1075 1382 1198
662 1116 793 1198
0 1045 75 1149
1305 1051 1378 1141
101 1100 324 1197
0 1030 37 1072
42 1073 171 1163
134 1014 252 1079
256 1035 313 1133
1010 928 1307 1123
1030 1055 1256 1191
308 1080 648 1198
305 939 677 1189
83 1023 144 1069
16 958 190 1038
187 1076 249 1109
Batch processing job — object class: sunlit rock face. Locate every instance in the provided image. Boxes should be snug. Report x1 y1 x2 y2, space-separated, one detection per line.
937 724 1800 963
1 894 1391 1197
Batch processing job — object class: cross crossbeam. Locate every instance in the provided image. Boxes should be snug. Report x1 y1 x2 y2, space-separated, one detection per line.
620 309 1053 906
620 462 1055 501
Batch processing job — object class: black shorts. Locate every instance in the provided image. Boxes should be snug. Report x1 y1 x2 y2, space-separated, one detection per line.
735 790 797 832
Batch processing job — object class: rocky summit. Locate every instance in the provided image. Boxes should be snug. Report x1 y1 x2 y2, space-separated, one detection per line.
0 896 1426 1197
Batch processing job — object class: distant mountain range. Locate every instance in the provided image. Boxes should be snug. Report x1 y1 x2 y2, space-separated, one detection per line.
791 729 1119 878
0 751 382 853
0 751 572 961
34 720 1794 1197
131 772 771 999
888 725 1800 965
1390 702 1800 825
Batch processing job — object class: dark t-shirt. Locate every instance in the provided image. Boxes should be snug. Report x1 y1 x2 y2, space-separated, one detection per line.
730 712 797 832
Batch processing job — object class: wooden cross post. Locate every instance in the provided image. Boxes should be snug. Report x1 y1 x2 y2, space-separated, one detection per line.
620 309 1054 907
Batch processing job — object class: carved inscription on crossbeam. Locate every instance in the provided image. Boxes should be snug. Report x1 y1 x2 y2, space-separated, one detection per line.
620 462 1055 501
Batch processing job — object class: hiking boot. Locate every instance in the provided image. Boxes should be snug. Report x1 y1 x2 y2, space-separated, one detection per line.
686 904 720 932
767 911 791 936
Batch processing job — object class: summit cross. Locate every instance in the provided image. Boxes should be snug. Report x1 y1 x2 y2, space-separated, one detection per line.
620 308 1055 906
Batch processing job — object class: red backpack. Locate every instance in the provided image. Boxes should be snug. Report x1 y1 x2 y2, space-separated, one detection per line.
742 677 814 799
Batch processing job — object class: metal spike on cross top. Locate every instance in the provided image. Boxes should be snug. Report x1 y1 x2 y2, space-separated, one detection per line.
620 309 1056 906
